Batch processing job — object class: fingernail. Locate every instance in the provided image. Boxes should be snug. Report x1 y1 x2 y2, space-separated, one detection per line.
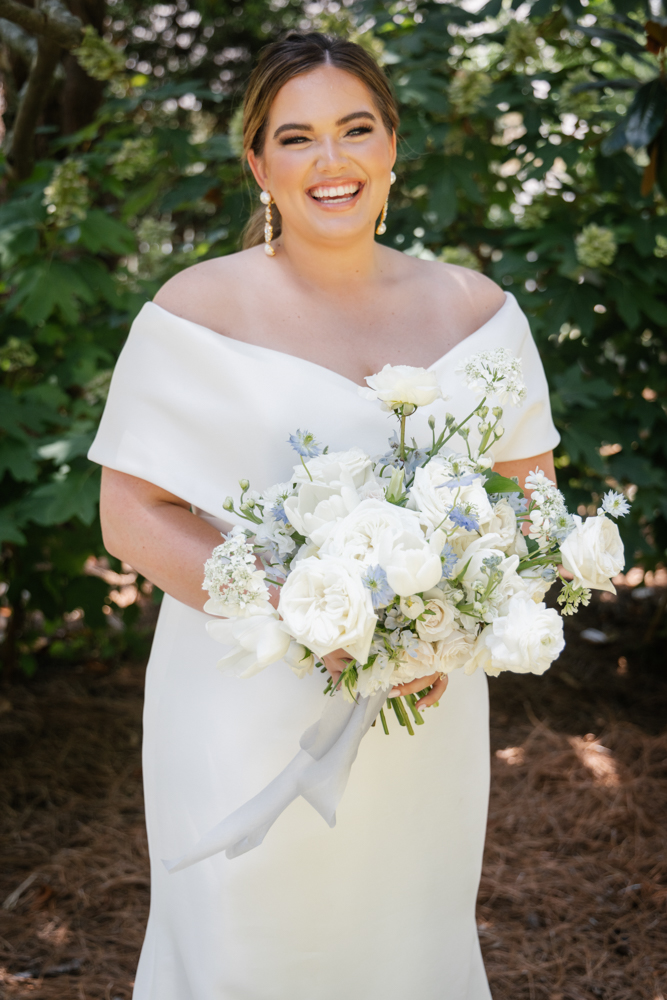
389 689 400 698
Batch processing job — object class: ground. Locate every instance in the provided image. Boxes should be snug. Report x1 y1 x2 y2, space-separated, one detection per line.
0 579 665 1000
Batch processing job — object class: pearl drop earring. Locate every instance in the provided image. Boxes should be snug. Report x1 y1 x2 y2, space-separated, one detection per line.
260 190 275 256
376 171 397 236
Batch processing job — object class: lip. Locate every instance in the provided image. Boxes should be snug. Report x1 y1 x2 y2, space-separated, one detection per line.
306 179 365 210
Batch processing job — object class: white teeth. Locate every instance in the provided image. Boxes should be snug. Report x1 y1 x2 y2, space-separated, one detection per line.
310 183 361 200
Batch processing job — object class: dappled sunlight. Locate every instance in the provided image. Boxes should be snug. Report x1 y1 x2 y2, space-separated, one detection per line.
570 735 620 788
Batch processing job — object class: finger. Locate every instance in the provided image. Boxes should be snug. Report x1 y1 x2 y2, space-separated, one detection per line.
415 675 449 710
389 672 440 698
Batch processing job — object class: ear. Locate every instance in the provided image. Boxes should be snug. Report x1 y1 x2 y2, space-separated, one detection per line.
247 150 268 192
389 130 397 171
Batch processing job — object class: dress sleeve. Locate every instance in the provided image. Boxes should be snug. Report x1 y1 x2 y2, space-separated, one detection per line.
490 300 560 464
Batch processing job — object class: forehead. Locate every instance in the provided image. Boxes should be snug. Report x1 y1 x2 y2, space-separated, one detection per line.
267 63 379 128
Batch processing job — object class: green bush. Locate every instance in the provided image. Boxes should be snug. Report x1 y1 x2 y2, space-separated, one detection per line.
1 0 665 675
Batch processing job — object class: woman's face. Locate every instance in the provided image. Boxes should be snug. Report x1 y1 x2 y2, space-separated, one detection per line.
248 64 396 247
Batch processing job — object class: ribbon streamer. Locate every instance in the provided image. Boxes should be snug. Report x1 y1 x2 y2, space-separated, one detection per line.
163 689 387 873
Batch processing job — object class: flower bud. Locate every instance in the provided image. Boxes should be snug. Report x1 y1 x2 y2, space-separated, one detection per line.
458 427 470 439
238 478 249 491
402 403 416 416
492 406 503 420
477 405 489 419
445 413 456 427
223 497 234 511
245 498 255 509
428 414 436 430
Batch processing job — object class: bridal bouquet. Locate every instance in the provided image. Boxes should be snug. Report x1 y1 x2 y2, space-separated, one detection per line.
202 350 629 735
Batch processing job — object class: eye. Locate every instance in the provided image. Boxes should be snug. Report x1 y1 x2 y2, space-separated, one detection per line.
346 125 373 138
279 135 311 146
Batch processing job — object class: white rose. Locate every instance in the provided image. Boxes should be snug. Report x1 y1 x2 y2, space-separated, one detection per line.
453 533 520 604
382 530 443 597
482 498 519 550
409 459 494 536
515 569 553 604
283 481 356 546
206 612 291 678
359 364 443 412
559 514 624 594
435 629 476 674
390 639 438 686
468 594 565 677
319 498 422 566
278 555 377 664
293 447 374 489
416 598 456 641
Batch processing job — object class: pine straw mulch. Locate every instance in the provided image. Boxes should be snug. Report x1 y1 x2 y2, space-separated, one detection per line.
0 580 665 1000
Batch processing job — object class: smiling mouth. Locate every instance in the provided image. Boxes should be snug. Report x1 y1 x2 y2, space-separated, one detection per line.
308 182 363 205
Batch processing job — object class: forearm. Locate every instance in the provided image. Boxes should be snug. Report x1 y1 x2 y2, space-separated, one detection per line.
100 468 227 611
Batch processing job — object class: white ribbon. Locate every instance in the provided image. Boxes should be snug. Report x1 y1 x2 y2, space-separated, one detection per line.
163 689 387 873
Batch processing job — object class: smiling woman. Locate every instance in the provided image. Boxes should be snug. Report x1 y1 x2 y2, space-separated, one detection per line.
88 29 559 1000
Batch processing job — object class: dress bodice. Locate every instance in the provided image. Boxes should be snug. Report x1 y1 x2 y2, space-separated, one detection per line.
88 292 559 523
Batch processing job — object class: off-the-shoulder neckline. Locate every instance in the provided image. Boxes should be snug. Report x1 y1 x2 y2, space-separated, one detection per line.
145 291 516 390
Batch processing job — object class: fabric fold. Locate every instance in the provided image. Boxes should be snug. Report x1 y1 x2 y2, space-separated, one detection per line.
163 689 387 872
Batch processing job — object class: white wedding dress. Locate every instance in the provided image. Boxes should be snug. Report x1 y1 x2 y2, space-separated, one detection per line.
88 291 559 1000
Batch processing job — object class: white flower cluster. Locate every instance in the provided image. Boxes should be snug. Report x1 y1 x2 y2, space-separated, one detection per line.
456 348 527 405
203 355 630 726
203 530 271 618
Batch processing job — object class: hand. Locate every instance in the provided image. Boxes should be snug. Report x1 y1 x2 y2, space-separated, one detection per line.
322 649 353 686
389 672 449 710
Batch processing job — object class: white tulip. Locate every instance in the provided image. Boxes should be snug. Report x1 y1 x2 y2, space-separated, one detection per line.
559 514 625 594
359 364 443 412
278 555 377 664
382 530 444 597
284 641 315 679
206 612 291 678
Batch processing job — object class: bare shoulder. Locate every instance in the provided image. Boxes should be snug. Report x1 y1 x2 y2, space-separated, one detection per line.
153 247 262 332
400 252 506 339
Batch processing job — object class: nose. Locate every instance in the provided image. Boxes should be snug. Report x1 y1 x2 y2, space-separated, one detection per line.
315 135 350 174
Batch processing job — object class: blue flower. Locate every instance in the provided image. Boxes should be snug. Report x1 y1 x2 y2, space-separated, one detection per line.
288 429 322 458
362 565 395 610
438 472 482 489
449 506 480 532
271 501 289 525
440 542 458 579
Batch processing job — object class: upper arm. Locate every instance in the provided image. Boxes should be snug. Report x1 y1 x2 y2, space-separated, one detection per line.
493 451 557 492
100 467 190 550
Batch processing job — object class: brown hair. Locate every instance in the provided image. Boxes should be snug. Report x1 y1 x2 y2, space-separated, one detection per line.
240 32 399 249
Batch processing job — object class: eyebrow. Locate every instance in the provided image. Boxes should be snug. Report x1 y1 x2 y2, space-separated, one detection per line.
272 110 377 139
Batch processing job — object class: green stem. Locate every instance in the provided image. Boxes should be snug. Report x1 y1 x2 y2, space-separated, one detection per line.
399 411 407 461
300 455 313 481
379 708 389 735
405 693 425 726
389 697 405 727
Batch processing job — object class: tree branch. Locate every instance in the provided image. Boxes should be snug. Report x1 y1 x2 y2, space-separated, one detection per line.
0 17 38 64
0 0 82 49
6 35 61 179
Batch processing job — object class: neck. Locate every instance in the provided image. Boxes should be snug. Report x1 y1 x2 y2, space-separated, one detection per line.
275 224 388 292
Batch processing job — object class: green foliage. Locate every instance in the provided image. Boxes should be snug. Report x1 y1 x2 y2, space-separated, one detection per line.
1 0 665 675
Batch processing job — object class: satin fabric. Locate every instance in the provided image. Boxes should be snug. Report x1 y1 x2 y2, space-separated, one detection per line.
88 292 559 1000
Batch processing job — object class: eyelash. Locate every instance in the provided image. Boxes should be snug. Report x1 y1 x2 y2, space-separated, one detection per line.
279 125 373 146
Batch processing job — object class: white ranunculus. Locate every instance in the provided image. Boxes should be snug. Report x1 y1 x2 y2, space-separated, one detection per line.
400 594 425 620
416 598 457 641
468 594 565 677
278 555 377 664
409 459 494 537
381 530 443 597
206 612 291 678
359 364 443 412
483 498 519 550
435 629 476 674
559 514 624 594
292 447 374 489
319 498 422 566
284 641 315 679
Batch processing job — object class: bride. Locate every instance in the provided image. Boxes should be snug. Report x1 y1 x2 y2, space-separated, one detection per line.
90 30 559 1000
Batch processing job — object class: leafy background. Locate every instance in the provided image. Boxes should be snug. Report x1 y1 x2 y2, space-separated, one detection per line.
1 0 665 676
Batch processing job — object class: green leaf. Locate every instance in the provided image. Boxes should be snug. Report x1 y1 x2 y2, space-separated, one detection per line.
624 78 667 149
0 440 40 482
484 472 523 494
78 210 135 254
21 464 101 527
